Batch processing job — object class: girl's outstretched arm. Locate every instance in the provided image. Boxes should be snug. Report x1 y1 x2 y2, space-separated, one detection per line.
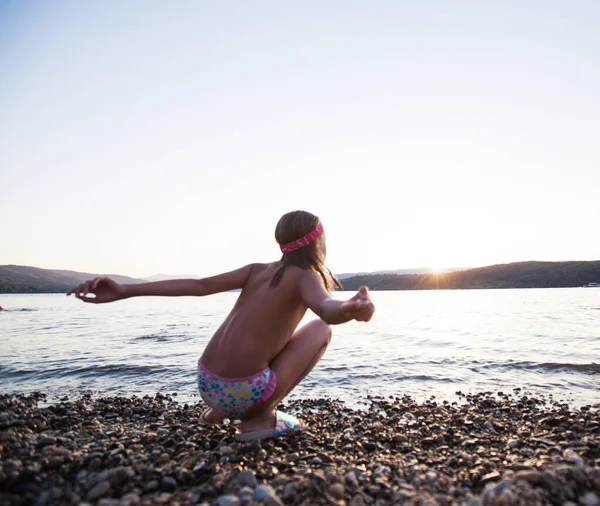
67 264 254 303
299 271 375 324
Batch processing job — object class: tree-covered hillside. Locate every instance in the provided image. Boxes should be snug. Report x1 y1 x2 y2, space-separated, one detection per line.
340 261 600 291
0 265 145 293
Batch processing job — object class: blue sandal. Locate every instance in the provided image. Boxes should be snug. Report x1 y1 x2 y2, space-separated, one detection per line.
235 411 303 441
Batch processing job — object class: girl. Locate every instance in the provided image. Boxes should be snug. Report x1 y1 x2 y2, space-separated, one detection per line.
68 210 375 440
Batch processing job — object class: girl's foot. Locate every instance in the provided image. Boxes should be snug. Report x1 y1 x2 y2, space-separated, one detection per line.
237 410 303 441
240 410 276 434
201 408 223 424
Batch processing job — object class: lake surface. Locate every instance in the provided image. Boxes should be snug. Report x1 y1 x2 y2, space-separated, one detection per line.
0 289 598 408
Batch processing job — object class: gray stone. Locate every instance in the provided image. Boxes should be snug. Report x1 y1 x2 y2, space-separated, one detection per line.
329 483 344 500
238 487 253 499
282 482 297 500
349 496 366 506
86 481 110 502
345 472 359 487
218 445 234 456
581 492 600 506
98 500 120 506
563 449 584 466
217 495 240 506
39 436 57 447
507 439 519 449
237 469 258 488
264 495 284 506
160 476 177 492
143 480 158 492
119 493 140 506
253 484 275 501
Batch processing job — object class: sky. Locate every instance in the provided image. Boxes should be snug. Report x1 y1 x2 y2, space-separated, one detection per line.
1 1 599 278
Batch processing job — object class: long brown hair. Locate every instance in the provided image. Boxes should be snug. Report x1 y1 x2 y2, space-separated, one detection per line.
270 210 342 291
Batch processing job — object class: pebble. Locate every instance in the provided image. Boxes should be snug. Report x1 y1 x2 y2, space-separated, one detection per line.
506 439 519 449
86 480 110 501
160 475 177 492
282 482 297 500
264 494 285 506
238 486 253 499
564 449 584 466
581 492 600 506
329 483 345 499
217 494 240 506
237 469 258 488
253 484 276 501
119 493 140 506
345 471 359 487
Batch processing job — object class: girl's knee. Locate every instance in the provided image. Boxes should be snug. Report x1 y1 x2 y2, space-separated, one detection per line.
324 323 332 344
314 319 332 345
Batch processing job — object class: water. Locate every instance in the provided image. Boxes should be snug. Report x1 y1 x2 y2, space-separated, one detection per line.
0 289 598 407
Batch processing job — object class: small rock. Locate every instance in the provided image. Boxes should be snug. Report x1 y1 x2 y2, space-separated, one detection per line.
119 493 140 506
345 472 359 487
481 471 501 485
143 480 159 492
218 445 234 456
513 470 542 485
39 436 57 447
361 441 377 451
282 482 297 500
238 469 258 488
264 495 284 506
581 493 600 506
160 476 176 492
238 487 253 499
563 449 584 466
217 495 240 506
329 483 344 500
87 481 110 502
98 499 120 506
349 495 366 506
317 452 334 463
253 484 276 501
506 439 519 449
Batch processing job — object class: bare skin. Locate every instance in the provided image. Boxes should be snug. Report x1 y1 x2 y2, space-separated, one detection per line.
68 243 375 434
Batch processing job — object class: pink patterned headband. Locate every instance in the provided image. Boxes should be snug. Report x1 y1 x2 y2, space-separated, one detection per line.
280 222 324 254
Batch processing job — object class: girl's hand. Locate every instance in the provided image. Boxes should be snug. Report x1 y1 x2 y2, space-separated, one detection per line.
67 277 126 304
340 286 375 322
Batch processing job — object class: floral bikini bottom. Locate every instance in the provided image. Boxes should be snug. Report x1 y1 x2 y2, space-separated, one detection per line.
197 360 277 419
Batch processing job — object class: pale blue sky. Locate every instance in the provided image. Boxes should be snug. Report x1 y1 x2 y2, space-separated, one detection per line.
1 1 599 277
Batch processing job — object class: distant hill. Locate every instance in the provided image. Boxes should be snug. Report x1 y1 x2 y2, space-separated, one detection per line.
337 267 459 280
0 265 145 294
3 261 599 294
144 274 201 282
340 261 600 291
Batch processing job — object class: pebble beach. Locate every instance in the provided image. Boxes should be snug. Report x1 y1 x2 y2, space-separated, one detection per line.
1 392 599 506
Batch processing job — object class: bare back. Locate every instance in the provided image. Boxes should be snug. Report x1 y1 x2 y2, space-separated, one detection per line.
200 263 309 377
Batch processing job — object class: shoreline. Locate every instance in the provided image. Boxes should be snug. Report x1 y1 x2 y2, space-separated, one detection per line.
1 392 598 506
